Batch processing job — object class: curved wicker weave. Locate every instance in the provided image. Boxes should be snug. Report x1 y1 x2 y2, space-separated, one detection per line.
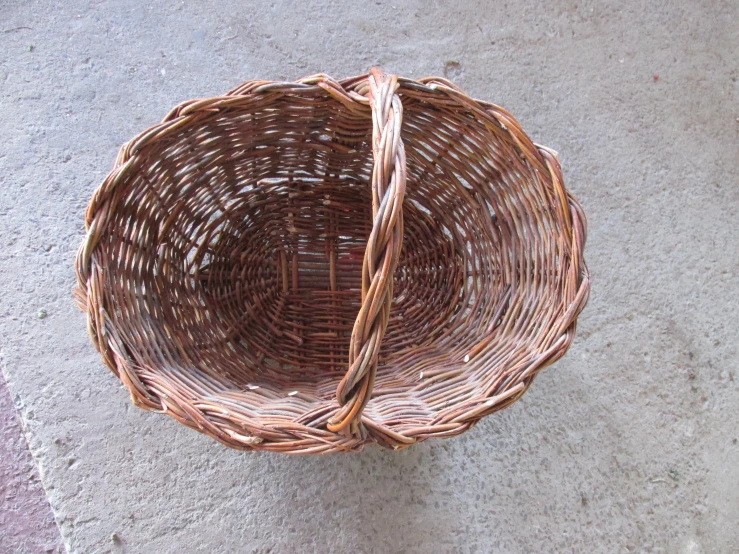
75 69 589 453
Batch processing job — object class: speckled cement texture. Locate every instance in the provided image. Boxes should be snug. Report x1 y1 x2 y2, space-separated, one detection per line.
1 0 737 552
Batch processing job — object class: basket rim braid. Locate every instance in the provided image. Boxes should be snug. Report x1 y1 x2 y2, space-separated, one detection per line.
75 68 590 453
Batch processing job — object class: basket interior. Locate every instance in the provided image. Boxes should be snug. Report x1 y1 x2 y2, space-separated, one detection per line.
97 88 569 431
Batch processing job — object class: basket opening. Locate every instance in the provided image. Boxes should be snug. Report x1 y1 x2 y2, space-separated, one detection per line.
96 90 579 431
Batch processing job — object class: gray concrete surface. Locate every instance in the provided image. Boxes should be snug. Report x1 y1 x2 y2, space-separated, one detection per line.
1 0 738 552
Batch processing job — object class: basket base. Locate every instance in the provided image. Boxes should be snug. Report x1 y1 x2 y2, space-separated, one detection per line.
187 175 474 401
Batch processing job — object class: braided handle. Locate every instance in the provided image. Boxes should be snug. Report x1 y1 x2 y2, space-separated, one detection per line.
327 69 407 435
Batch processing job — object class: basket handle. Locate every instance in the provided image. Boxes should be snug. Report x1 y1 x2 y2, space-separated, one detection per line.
328 69 407 435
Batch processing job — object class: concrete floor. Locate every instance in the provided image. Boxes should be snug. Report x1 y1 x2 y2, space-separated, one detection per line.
1 0 738 552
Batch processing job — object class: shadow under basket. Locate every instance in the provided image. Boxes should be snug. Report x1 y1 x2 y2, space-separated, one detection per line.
75 69 590 453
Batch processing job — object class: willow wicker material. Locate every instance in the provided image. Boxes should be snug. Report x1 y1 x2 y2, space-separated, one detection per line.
75 69 590 453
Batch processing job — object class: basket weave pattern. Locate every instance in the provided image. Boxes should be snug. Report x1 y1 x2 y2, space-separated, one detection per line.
76 69 589 453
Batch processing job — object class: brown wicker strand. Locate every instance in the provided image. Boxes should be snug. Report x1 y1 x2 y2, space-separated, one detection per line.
328 70 407 435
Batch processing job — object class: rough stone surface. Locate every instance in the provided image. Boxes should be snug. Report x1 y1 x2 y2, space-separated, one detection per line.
0 370 64 553
1 1 738 552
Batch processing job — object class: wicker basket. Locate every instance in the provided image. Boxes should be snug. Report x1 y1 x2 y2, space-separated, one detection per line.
75 69 589 453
